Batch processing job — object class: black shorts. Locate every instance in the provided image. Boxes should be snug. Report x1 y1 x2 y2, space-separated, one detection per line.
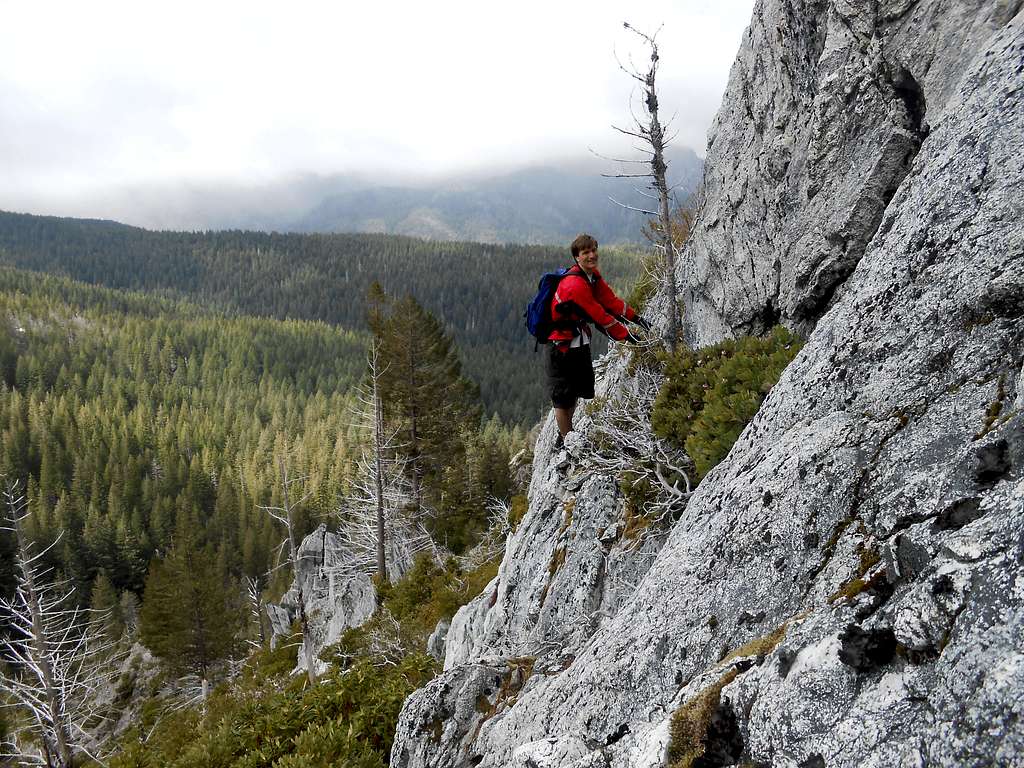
546 343 595 409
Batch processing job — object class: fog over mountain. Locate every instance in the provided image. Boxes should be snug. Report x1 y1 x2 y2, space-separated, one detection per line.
21 148 701 245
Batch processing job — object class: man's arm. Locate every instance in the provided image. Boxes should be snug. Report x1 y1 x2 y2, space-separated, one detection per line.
555 275 631 341
591 274 638 323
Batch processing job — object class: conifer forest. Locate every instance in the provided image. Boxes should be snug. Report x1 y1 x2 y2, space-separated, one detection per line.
0 210 640 765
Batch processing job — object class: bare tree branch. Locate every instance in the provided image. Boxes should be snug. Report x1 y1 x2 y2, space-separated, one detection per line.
258 459 318 686
608 196 660 216
586 146 651 165
612 47 647 85
0 481 126 768
601 172 655 179
610 124 648 141
630 186 661 202
582 364 692 540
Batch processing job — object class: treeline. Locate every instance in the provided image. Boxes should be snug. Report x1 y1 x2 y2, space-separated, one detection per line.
0 210 640 424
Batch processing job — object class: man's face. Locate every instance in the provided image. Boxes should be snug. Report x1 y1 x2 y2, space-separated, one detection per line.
577 246 599 273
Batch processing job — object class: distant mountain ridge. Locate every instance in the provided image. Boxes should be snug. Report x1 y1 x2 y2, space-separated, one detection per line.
289 148 703 244
17 149 702 244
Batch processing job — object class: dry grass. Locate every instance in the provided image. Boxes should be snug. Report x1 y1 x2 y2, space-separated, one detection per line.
667 669 739 768
721 621 788 665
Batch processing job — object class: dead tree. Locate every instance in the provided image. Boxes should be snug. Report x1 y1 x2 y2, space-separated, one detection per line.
333 461 435 586
260 460 318 686
584 357 693 529
370 342 388 580
0 482 120 768
330 343 437 587
603 22 682 352
244 576 265 649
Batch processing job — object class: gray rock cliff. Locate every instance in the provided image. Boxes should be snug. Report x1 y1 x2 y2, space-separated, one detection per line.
268 524 376 674
391 2 1024 766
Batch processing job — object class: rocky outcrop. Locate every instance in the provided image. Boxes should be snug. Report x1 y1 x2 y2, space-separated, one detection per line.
392 2 1024 766
682 0 1021 345
268 524 376 673
441 420 668 672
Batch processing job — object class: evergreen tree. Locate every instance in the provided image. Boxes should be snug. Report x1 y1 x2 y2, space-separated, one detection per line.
138 540 243 696
373 293 481 521
89 569 123 640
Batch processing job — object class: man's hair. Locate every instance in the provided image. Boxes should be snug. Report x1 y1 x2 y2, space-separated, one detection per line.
571 233 598 260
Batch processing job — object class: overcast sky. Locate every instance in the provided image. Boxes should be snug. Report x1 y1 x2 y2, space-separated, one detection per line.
1 0 755 216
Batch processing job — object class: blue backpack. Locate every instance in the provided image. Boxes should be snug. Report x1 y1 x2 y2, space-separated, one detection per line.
524 267 572 347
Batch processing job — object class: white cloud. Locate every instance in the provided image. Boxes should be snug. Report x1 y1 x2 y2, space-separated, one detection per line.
0 0 754 209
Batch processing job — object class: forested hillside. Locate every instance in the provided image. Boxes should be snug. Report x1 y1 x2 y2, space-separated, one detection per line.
0 211 641 425
0 261 530 764
0 266 367 605
0 259 526 611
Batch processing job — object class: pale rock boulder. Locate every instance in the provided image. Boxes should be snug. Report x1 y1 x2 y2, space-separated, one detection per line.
267 524 376 674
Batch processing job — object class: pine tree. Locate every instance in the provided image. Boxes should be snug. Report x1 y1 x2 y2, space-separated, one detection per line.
138 540 243 697
89 569 123 640
372 293 481 521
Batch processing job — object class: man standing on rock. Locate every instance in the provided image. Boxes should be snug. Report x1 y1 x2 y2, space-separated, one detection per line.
547 233 650 442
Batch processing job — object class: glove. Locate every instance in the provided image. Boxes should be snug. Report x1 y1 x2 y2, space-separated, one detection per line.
632 315 653 332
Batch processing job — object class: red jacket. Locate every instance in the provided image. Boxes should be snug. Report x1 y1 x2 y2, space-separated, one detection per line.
548 264 636 346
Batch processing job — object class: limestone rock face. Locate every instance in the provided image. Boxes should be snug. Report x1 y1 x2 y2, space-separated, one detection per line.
392 2 1024 767
682 0 1021 345
441 357 666 673
268 524 376 674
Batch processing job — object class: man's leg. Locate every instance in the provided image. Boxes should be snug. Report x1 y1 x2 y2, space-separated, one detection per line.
547 343 578 440
555 345 591 440
554 405 575 438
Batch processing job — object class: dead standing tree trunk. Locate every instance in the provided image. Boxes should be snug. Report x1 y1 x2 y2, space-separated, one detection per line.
604 22 681 353
0 482 120 768
261 460 318 686
370 341 388 581
331 343 434 587
4 488 74 768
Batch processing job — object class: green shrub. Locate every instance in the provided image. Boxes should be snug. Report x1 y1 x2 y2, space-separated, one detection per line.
108 653 434 768
652 326 802 480
625 252 661 313
619 473 658 541
105 552 502 768
508 494 528 531
376 553 500 645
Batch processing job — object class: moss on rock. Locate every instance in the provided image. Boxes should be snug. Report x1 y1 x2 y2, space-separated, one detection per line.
667 669 739 768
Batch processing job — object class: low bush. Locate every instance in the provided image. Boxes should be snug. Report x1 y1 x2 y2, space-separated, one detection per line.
652 326 802 479
374 553 500 645
508 494 528 531
625 251 661 313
